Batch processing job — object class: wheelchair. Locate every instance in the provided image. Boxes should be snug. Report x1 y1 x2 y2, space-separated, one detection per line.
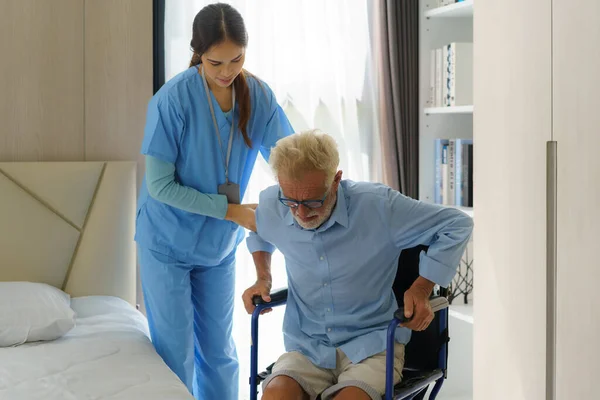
250 245 451 400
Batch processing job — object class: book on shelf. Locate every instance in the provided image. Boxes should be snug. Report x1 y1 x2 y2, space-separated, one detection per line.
443 46 450 107
435 138 473 207
428 42 473 108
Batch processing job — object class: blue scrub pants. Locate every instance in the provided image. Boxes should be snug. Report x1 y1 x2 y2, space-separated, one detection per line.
139 246 238 400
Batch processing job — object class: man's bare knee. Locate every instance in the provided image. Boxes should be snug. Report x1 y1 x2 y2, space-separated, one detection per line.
262 375 308 400
332 386 371 400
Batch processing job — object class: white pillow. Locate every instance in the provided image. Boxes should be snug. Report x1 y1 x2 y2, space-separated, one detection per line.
0 282 76 347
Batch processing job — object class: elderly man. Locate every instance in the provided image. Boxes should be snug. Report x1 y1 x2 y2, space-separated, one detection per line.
243 130 473 400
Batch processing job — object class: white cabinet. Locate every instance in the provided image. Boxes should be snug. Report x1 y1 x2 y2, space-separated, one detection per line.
474 0 600 399
553 0 600 398
473 0 551 398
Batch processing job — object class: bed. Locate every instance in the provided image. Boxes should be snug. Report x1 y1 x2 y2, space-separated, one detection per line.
0 161 193 400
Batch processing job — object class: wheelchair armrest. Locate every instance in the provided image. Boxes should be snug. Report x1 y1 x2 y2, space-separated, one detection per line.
394 296 449 324
252 287 288 306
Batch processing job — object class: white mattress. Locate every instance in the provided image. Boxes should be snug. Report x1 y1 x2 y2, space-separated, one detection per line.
0 296 194 400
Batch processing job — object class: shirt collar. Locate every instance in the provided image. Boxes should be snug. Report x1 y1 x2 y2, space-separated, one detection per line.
283 183 349 230
283 207 295 226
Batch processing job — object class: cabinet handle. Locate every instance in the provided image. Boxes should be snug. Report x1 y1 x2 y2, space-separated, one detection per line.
546 141 557 400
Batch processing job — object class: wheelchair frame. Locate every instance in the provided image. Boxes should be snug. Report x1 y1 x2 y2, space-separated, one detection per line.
249 289 449 400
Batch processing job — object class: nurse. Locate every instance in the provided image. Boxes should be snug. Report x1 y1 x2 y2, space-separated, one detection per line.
134 3 294 400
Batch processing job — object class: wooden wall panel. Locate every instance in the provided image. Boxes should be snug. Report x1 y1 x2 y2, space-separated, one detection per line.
84 0 152 187
0 0 84 161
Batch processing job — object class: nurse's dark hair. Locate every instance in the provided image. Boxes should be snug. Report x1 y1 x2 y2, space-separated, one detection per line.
189 3 252 148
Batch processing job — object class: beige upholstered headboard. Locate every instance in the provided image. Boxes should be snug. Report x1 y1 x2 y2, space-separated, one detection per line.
0 162 137 305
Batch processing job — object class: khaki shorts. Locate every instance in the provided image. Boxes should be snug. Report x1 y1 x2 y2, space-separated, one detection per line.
262 343 405 400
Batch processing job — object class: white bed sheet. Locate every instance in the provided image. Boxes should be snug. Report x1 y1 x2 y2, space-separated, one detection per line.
0 296 193 400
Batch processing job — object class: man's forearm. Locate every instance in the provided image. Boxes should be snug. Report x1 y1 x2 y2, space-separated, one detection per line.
252 251 272 283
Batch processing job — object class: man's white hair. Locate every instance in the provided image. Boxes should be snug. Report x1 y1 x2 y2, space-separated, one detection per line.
269 129 340 186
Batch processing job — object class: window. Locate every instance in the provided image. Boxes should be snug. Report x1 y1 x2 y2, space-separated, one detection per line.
164 1 381 395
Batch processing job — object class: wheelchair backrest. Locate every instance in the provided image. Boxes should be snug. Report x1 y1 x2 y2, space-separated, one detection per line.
393 245 448 371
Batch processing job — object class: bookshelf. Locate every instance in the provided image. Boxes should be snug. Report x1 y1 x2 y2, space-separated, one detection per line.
424 0 473 18
419 0 473 206
418 3 474 397
424 105 473 115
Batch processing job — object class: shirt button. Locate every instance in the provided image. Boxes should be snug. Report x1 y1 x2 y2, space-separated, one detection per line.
320 256 324 261
327 328 332 332
326 308 331 312
323 283 328 287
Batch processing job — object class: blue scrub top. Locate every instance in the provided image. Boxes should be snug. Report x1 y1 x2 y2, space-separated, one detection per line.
135 66 294 266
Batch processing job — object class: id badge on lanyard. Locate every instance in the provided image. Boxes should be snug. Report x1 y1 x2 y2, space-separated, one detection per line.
201 66 241 204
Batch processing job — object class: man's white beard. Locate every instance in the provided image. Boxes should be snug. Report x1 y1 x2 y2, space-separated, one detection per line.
293 197 336 230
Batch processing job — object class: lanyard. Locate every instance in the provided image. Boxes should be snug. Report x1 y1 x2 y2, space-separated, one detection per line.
201 65 236 184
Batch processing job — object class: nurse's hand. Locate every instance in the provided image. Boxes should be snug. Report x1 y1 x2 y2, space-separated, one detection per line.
224 204 257 232
242 279 272 315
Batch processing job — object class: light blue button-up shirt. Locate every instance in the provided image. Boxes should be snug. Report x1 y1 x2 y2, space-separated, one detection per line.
247 180 473 368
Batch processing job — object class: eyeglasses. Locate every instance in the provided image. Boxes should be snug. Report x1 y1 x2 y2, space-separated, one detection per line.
278 189 328 209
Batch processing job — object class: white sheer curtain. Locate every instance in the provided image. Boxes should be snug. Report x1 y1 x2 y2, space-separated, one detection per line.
164 1 381 397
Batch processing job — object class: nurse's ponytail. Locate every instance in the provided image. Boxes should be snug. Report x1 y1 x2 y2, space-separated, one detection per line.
233 71 252 148
189 52 202 67
189 3 253 148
